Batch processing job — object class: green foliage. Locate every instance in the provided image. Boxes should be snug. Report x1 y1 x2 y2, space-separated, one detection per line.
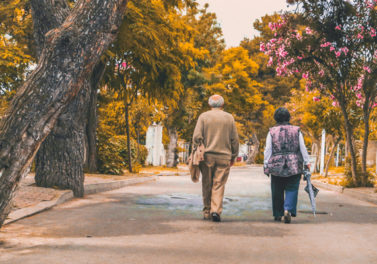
97 88 159 174
204 46 273 142
241 13 301 107
97 133 147 175
0 0 35 92
343 154 374 188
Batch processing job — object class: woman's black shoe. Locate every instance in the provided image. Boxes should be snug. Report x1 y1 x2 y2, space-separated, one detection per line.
274 216 282 222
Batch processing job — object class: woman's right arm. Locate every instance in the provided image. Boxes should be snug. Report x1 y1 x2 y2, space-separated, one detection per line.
264 132 272 168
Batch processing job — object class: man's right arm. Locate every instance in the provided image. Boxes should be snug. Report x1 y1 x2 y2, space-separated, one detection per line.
264 132 272 168
192 114 204 145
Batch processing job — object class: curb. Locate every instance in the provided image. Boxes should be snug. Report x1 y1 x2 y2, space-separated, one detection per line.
312 180 377 205
312 180 344 193
4 176 156 225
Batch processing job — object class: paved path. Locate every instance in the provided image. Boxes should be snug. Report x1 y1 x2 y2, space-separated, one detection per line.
1 167 377 264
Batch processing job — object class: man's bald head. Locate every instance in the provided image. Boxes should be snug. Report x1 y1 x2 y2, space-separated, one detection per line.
208 94 224 108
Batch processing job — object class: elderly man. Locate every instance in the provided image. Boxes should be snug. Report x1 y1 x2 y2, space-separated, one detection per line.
193 94 239 222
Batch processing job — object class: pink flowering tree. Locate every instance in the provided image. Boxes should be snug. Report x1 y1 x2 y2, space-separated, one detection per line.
261 0 377 185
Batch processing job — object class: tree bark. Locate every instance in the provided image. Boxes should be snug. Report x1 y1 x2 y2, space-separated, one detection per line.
246 133 259 164
35 80 90 197
86 61 106 172
33 1 107 193
0 0 128 228
311 141 320 173
125 103 133 172
166 127 178 168
361 107 370 177
339 102 358 185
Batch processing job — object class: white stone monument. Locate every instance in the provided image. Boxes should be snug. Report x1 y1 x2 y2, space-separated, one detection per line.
145 124 166 166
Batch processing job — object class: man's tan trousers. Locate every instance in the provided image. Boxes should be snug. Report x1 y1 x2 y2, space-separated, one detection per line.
200 155 231 215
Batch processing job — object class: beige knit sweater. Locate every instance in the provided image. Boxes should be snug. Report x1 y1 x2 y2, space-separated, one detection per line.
193 108 239 161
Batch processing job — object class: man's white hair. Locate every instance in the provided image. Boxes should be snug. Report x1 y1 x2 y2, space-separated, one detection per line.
208 94 224 108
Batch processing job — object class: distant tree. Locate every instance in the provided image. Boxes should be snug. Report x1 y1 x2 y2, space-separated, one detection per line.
0 0 34 92
286 88 345 175
205 46 273 163
103 0 194 171
262 0 377 185
241 14 302 107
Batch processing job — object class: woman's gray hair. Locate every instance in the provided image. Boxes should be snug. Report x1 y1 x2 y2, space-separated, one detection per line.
208 94 224 108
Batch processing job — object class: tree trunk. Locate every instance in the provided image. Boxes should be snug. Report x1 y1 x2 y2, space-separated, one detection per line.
310 141 318 173
0 0 127 228
166 127 178 167
325 137 341 177
361 108 370 178
35 80 90 197
125 103 133 172
339 102 358 185
32 1 107 195
86 61 106 172
246 133 259 164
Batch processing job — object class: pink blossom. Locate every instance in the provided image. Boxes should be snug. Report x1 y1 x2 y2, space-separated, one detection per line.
320 42 331 48
305 27 313 35
267 57 273 67
260 42 265 52
335 51 342 57
370 28 376 37
357 33 364 39
121 62 127 68
340 47 349 55
372 102 377 108
335 25 342 30
297 56 303 60
313 97 320 102
332 101 338 107
268 22 275 31
319 70 324 77
270 38 277 43
302 72 309 79
278 46 288 58
363 66 371 73
330 46 335 51
356 93 363 99
296 33 302 40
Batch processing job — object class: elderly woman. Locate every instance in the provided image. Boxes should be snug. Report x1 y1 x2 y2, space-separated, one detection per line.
264 107 310 223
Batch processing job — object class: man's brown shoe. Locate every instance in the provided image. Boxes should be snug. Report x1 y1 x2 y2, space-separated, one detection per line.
203 211 211 220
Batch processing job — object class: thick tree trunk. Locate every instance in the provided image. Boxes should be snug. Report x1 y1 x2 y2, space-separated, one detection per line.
166 127 178 168
86 61 106 172
35 80 90 197
125 103 133 172
246 133 259 164
32 1 107 195
325 137 340 177
0 0 127 228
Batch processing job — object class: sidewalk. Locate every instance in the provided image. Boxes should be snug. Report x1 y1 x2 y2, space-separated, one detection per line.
312 173 377 206
5 173 156 225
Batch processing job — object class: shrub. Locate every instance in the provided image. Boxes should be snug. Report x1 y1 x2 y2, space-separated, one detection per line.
97 133 148 175
343 154 374 188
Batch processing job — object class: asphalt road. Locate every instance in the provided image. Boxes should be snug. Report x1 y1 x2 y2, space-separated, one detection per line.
1 167 377 264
